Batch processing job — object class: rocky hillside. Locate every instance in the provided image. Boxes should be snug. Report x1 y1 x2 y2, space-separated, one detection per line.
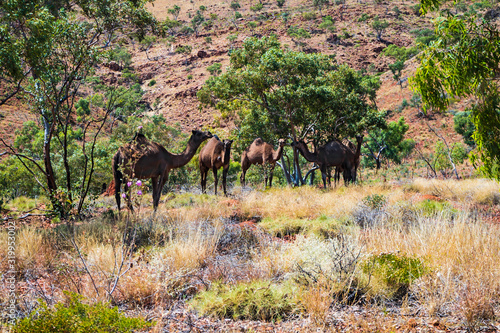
0 0 469 154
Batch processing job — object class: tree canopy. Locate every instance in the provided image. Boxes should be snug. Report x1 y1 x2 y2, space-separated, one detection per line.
198 36 384 148
411 3 500 180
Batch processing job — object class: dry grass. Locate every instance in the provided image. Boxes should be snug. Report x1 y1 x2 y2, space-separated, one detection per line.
5 178 500 329
408 177 500 204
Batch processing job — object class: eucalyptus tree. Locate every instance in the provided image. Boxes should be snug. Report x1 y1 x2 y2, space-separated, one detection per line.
198 36 384 185
411 1 500 180
0 0 157 216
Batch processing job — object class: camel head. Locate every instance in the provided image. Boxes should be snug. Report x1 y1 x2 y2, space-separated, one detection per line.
223 139 234 149
356 135 364 145
191 129 213 143
291 139 306 149
278 138 286 147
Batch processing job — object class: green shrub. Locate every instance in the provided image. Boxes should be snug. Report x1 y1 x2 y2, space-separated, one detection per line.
416 199 456 217
148 79 156 86
362 194 387 210
302 12 316 20
14 292 152 333
250 2 263 11
260 216 343 238
382 44 419 62
190 280 298 321
362 253 426 299
358 13 370 22
454 111 475 146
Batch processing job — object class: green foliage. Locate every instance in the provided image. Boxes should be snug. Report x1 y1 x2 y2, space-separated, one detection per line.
187 74 193 80
362 253 427 299
191 10 205 35
410 28 436 46
302 12 317 20
107 46 133 68
106 83 146 119
388 60 404 85
168 5 181 20
362 194 387 210
260 216 343 238
250 2 264 11
363 117 415 168
176 45 192 55
358 13 371 22
417 199 455 216
371 17 389 41
247 21 258 32
318 16 335 33
382 45 419 62
230 1 241 10
207 62 222 76
433 141 468 173
411 4 500 180
287 26 311 46
277 0 286 7
313 0 329 11
454 111 475 146
205 36 212 44
190 280 298 321
14 292 152 333
148 79 156 86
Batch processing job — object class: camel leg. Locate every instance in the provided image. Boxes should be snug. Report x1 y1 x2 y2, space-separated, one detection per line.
154 171 169 210
114 175 122 211
268 165 274 188
213 166 218 195
320 166 327 189
200 166 208 194
263 165 268 190
124 178 133 212
151 176 159 209
222 166 229 196
240 167 247 188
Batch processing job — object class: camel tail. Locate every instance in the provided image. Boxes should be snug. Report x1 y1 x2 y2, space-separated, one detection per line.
112 152 123 210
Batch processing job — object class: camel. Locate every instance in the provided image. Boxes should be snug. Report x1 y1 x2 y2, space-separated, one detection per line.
113 130 213 211
199 136 233 195
292 139 354 188
240 138 286 188
334 135 363 185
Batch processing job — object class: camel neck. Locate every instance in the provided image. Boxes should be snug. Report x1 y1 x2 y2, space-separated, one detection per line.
272 145 284 162
169 138 199 169
296 143 318 163
223 145 231 166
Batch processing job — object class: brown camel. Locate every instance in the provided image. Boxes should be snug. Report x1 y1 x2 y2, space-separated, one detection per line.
113 130 213 211
199 136 233 195
334 135 363 185
292 139 354 188
240 138 286 188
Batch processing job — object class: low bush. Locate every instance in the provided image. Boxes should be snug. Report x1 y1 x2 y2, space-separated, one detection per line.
362 252 427 300
417 199 456 217
190 280 298 321
13 292 152 333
